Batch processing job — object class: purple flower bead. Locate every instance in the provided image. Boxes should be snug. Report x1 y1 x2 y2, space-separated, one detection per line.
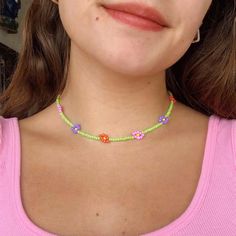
132 130 145 140
158 115 169 125
71 124 81 134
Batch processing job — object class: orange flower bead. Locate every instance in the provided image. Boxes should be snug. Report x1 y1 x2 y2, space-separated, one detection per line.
169 95 176 104
99 133 110 143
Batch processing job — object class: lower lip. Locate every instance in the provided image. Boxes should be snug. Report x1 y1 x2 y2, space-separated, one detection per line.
102 7 165 32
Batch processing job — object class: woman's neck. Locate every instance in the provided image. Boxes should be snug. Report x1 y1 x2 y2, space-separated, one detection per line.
60 45 171 137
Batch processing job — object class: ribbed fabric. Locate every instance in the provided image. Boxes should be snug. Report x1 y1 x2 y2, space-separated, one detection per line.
0 114 235 236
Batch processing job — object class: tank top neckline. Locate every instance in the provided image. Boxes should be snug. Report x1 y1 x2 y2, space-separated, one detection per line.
10 114 219 235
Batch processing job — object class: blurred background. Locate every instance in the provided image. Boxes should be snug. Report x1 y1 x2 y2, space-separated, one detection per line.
0 0 32 95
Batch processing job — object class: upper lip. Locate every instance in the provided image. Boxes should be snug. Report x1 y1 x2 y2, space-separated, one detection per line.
101 2 169 27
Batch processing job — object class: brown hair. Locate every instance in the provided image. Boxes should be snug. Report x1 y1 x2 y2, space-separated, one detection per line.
0 0 235 119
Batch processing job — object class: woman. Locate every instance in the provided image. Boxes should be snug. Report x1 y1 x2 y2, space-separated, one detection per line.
0 0 235 235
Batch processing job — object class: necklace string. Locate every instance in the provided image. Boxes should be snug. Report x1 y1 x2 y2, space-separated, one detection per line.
55 90 176 143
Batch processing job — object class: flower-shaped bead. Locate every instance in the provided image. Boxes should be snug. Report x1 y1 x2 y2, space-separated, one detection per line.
169 95 176 104
57 104 63 113
71 124 81 134
158 115 169 125
99 133 110 143
132 130 144 140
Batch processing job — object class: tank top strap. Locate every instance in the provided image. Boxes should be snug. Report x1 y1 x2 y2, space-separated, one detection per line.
0 116 3 147
231 118 236 168
215 116 236 169
0 116 18 188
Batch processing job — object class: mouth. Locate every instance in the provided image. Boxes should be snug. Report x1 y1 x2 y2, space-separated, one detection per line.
101 2 169 28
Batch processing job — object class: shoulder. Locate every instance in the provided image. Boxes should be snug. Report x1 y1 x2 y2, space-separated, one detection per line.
18 103 72 141
216 115 236 144
173 103 236 160
213 115 236 166
177 104 235 152
17 106 66 153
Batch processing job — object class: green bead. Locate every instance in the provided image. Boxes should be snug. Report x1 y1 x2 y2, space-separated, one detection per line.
55 90 175 143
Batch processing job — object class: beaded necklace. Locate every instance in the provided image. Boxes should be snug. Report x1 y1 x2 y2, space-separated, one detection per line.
55 90 176 143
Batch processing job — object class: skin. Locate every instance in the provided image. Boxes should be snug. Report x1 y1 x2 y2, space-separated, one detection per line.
48 0 212 138
18 0 213 235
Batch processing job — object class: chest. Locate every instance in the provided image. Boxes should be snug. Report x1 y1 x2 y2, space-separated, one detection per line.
19 137 205 236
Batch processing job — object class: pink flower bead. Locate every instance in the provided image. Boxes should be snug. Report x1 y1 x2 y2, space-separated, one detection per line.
132 130 144 140
57 104 63 113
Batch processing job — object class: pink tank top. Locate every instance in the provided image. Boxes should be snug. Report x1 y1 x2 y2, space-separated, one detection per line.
0 114 236 236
